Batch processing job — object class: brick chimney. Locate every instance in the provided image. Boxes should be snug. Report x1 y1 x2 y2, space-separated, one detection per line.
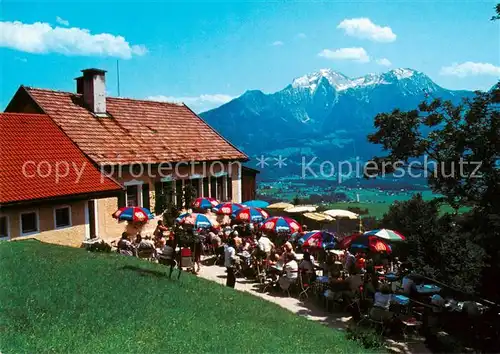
77 68 107 115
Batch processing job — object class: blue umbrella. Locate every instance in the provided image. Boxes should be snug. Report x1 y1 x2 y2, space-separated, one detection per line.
112 207 154 222
298 230 337 249
175 213 215 229
243 200 270 208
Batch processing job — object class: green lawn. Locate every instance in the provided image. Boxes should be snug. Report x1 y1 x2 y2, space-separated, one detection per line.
0 240 367 353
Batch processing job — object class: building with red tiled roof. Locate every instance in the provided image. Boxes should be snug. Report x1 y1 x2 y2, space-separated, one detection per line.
5 68 256 241
0 112 122 246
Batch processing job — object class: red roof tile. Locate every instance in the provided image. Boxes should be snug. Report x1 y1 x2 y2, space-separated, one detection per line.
24 87 247 165
0 113 122 205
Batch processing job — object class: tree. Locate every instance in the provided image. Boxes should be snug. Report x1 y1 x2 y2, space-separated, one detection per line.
381 194 485 292
491 3 500 20
367 64 499 299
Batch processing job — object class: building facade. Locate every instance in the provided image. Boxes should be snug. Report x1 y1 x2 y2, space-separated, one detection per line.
5 69 252 242
0 113 122 246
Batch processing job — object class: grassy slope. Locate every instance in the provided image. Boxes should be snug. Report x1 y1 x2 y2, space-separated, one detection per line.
0 240 366 354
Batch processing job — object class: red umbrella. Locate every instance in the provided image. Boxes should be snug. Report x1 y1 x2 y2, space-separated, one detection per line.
369 237 392 253
260 216 302 234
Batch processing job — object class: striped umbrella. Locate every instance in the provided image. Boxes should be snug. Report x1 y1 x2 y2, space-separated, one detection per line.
233 207 269 223
213 202 244 215
350 236 392 254
112 207 154 222
298 230 337 249
192 197 219 209
363 229 405 241
175 213 215 229
260 216 302 234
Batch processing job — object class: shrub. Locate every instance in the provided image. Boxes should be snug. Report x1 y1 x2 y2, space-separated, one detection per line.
346 327 384 350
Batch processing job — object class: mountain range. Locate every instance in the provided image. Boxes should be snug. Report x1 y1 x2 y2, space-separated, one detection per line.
200 68 474 180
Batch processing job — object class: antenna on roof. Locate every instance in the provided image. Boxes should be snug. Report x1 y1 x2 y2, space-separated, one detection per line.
116 60 121 97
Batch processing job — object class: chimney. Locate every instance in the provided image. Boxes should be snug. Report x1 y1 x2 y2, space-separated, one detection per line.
78 68 107 115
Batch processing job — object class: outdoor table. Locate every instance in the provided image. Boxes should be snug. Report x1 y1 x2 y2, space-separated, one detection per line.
393 294 410 306
385 273 399 282
416 284 441 294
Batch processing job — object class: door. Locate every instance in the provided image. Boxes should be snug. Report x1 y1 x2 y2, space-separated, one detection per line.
88 200 97 239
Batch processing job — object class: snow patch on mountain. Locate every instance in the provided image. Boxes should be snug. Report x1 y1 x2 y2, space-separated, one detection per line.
291 68 421 93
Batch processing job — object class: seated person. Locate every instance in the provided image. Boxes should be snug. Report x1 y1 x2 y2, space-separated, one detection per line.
343 249 356 274
154 220 169 240
232 231 243 250
133 233 142 246
279 253 299 291
137 235 155 254
369 284 394 322
402 274 417 296
211 232 222 248
323 253 341 278
158 240 175 265
355 253 366 271
298 252 317 282
117 232 135 256
363 273 379 303
256 233 274 259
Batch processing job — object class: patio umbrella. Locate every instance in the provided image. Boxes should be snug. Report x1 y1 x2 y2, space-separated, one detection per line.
243 200 270 208
233 207 269 223
213 202 244 215
350 236 392 254
192 197 219 209
267 202 294 210
303 212 334 222
112 207 154 222
323 209 359 219
284 205 317 213
363 229 405 242
298 230 337 249
175 213 215 229
323 209 360 233
260 216 302 234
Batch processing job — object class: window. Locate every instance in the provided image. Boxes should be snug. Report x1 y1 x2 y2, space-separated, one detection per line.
54 206 71 228
20 211 39 236
126 185 139 207
0 216 9 240
216 176 224 201
226 176 233 201
203 177 209 197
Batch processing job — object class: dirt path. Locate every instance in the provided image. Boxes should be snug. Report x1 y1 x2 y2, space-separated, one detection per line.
197 260 430 354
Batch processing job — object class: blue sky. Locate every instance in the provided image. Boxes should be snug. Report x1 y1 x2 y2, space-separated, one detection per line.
1 0 499 112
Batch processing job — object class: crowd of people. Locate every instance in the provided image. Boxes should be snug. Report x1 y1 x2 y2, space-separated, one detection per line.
114 218 496 349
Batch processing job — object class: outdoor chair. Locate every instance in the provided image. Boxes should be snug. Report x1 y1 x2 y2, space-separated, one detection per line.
298 271 312 299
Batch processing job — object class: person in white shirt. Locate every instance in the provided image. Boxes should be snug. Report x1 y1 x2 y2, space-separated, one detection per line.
224 238 237 288
257 234 274 254
279 253 299 292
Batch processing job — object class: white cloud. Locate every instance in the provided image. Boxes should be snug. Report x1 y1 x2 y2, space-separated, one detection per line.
376 58 392 67
147 94 235 113
56 16 69 26
272 40 284 46
15 57 28 63
296 33 307 39
337 18 396 43
440 62 500 77
0 21 147 59
318 47 370 63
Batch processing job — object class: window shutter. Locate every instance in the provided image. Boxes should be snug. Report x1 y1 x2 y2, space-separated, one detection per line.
118 191 126 208
142 183 150 210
